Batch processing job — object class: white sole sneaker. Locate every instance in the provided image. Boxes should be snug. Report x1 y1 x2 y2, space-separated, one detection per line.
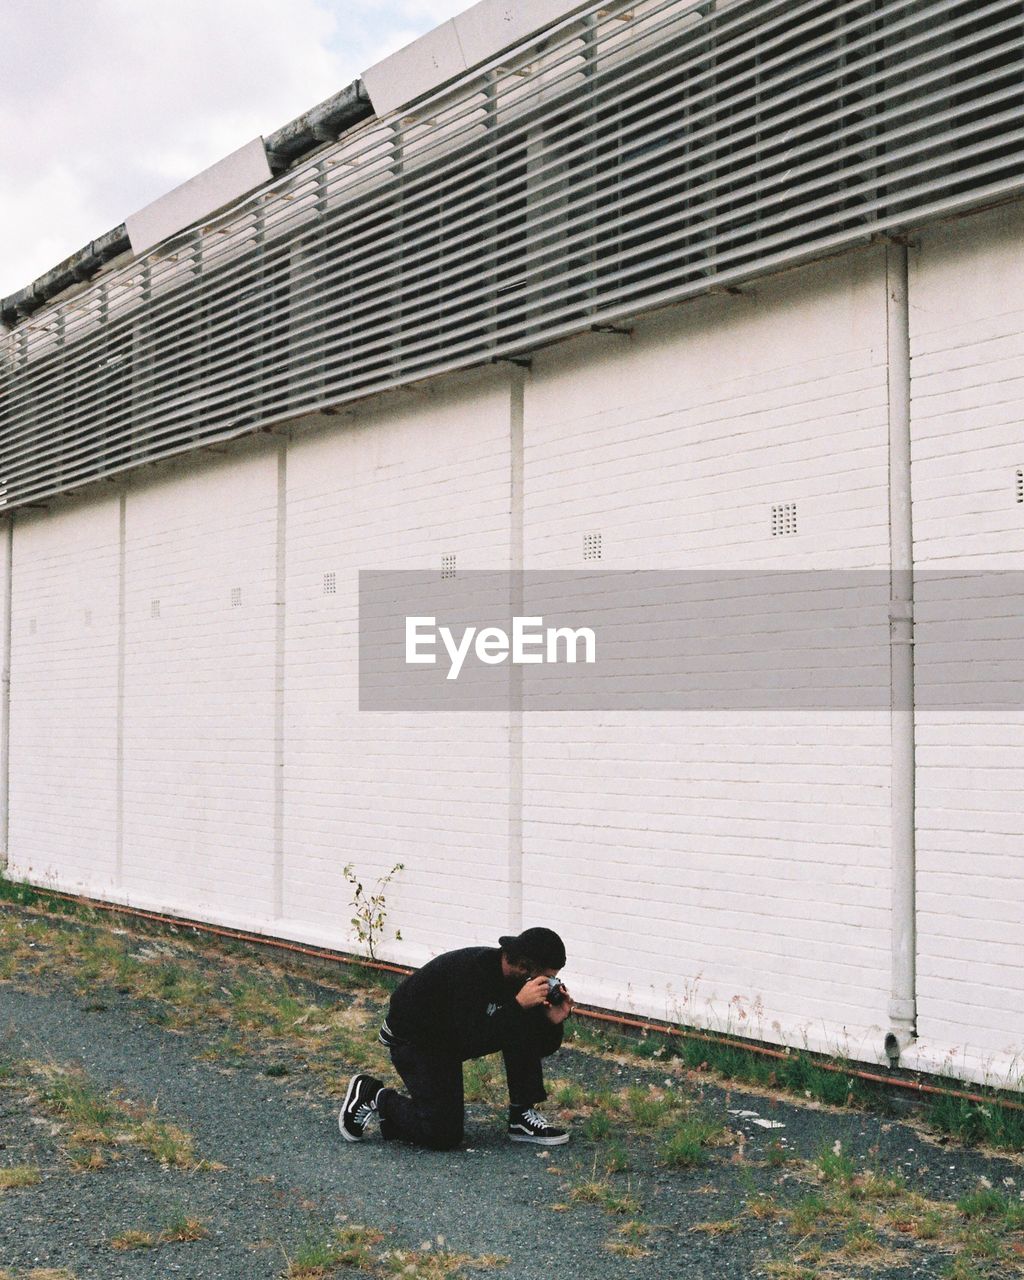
339 1073 369 1142
508 1128 570 1145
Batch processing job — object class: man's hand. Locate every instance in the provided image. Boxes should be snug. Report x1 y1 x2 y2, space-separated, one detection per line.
514 975 575 1024
544 987 574 1025
515 975 554 1010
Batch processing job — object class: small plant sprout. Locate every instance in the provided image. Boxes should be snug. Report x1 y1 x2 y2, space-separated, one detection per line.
342 861 405 961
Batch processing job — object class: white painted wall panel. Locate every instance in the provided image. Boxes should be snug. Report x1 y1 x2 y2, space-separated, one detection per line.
908 198 1024 1084
9 496 120 894
283 371 515 962
520 248 895 1060
121 449 278 926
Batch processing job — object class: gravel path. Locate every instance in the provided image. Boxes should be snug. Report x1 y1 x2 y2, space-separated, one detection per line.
1 924 1022 1280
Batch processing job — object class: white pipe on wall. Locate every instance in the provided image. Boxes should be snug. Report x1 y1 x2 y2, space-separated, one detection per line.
886 240 917 1060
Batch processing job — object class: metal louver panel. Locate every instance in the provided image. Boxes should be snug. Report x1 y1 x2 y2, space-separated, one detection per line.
2 0 1024 509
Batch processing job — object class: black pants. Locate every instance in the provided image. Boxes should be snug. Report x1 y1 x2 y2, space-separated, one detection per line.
378 1040 549 1151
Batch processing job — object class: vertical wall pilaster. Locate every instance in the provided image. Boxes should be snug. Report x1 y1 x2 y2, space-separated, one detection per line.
273 436 288 920
508 368 525 933
115 491 127 888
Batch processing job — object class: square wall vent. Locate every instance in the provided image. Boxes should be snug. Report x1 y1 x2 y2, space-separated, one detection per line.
583 532 602 560
771 503 798 537
323 571 337 595
441 554 457 580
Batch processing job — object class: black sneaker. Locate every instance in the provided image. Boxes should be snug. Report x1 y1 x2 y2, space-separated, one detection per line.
339 1073 383 1143
508 1107 570 1146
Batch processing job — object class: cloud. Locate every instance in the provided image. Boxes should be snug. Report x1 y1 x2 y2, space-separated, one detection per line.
0 0 468 299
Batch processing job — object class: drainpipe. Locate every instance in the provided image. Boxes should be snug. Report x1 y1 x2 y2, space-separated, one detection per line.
885 240 916 1065
0 516 12 869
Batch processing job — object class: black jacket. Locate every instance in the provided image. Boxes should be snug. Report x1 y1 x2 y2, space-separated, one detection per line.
385 946 563 1061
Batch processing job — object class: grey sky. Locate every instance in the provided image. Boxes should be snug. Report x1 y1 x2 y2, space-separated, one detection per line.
0 0 467 297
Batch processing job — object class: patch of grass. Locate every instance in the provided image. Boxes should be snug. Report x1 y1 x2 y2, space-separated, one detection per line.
581 1110 613 1143
625 1086 675 1131
765 1139 789 1167
816 1143 856 1186
26 1062 202 1168
927 1091 1024 1154
285 1235 344 1278
110 1230 157 1250
690 1217 743 1236
566 1170 642 1217
332 1224 385 1268
787 1190 855 1236
135 1118 195 1167
762 1261 817 1280
0 1164 41 1190
376 1246 508 1278
603 1186 642 1216
657 1113 724 1168
40 1069 118 1140
68 1148 106 1172
0 874 45 907
551 1079 586 1109
841 1220 885 1258
746 1193 782 1222
159 1212 209 1243
955 1224 1003 1261
851 1169 908 1202
600 1141 630 1173
603 1239 652 1258
916 1207 947 1240
942 1259 994 1280
957 1186 1024 1229
563 1018 610 1053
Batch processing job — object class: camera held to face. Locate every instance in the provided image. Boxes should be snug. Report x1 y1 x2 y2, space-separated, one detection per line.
546 976 568 1006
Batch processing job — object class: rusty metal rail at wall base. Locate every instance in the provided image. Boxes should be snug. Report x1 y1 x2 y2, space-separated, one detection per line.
7 883 1024 1118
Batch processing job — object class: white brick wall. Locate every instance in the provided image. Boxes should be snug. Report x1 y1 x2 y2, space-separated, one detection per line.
520 248 895 1059
121 448 278 925
6 206 1024 1087
282 370 515 962
907 200 1024 1085
9 495 120 894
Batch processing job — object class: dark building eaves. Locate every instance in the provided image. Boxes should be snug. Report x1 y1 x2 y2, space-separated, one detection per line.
1 79 373 330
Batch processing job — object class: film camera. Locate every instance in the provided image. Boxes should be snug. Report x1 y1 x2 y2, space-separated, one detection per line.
546 976 568 1006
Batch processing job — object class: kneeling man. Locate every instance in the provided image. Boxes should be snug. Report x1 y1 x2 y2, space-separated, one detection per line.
339 927 574 1149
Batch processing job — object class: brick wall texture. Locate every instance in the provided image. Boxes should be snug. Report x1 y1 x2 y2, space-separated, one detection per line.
8 200 1024 1088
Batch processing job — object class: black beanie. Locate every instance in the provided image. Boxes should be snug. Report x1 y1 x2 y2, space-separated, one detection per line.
498 927 567 970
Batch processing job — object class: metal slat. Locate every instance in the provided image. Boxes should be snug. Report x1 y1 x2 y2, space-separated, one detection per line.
4 0 1006 450
0 0 1001 424
12 136 1024 500
2 0 1024 506
5 171 1024 509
